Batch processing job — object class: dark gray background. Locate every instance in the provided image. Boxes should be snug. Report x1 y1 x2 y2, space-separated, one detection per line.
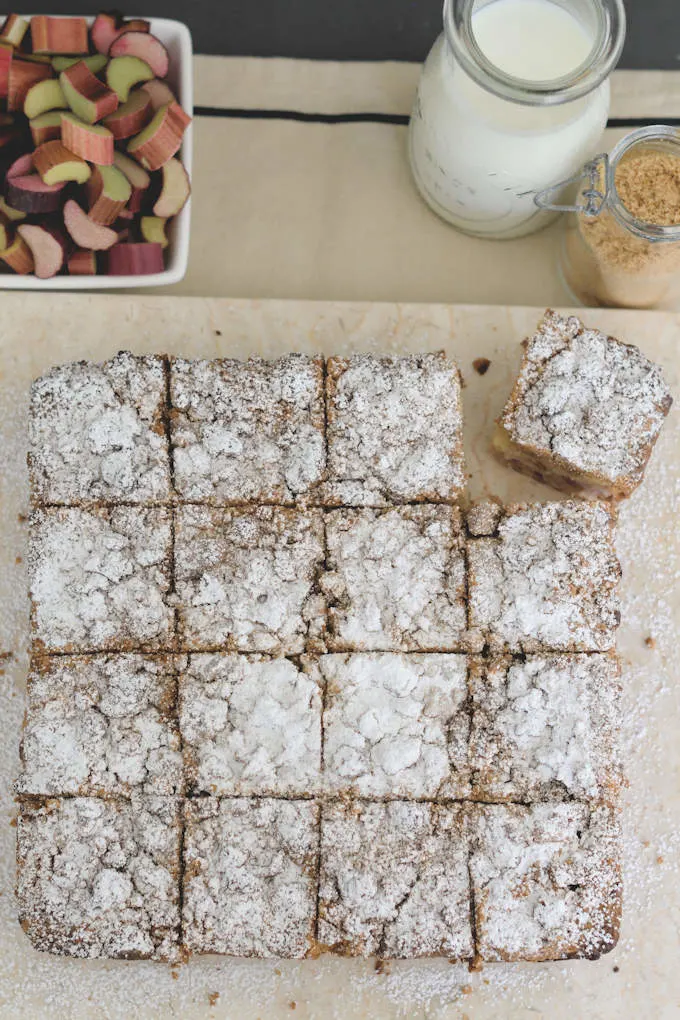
8 0 678 65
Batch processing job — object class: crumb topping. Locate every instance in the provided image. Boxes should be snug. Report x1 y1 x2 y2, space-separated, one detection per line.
183 798 319 958
316 653 469 798
324 353 465 505
170 354 325 504
500 311 672 487
29 507 174 653
318 800 472 958
180 654 322 796
174 505 325 654
18 655 182 797
323 506 466 651
29 352 170 504
17 796 181 962
468 502 621 652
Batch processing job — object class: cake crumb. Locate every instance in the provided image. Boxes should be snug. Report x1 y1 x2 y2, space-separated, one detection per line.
613 965 620 973
645 635 656 648
171 971 179 980
289 1003 296 1011
657 855 664 864
374 959 391 975
209 992 220 1006
473 358 491 375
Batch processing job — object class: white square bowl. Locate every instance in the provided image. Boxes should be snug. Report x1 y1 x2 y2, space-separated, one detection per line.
0 15 193 289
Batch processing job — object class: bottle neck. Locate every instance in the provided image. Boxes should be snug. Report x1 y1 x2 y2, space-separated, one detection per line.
443 0 625 107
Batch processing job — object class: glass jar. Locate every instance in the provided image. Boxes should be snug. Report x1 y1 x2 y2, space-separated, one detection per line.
408 0 625 239
556 126 680 309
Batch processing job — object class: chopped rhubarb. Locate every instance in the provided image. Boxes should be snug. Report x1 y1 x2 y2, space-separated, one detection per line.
153 157 191 217
140 215 168 248
0 14 29 49
87 164 132 224
0 233 33 273
30 110 63 146
24 78 67 120
0 43 11 100
141 79 177 111
0 195 26 222
68 248 97 275
106 55 154 103
33 139 92 185
31 16 89 56
8 58 53 112
17 223 65 278
6 152 33 179
60 61 119 124
128 103 189 171
108 241 164 275
109 32 169 79
61 112 114 166
52 54 108 74
102 89 152 140
63 198 118 250
6 174 65 214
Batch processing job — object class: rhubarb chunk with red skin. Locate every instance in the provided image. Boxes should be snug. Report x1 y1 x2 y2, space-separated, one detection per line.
30 111 63 146
141 79 177 111
91 13 151 56
60 61 119 125
8 59 53 113
128 104 190 171
109 32 169 79
87 164 132 225
0 42 11 99
61 113 114 166
153 157 191 217
0 14 29 49
106 56 154 103
33 139 91 185
31 16 89 56
6 175 65 214
103 90 152 140
24 79 67 120
108 242 164 275
6 152 33 180
0 233 33 273
68 248 97 275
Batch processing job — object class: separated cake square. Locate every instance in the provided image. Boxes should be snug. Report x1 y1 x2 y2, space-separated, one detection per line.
467 501 621 653
28 506 175 654
170 354 326 504
467 801 622 961
18 655 183 798
174 505 325 654
179 654 322 796
322 505 466 651
182 797 319 958
315 653 470 798
494 310 672 500
468 653 622 802
17 796 182 961
29 352 171 505
324 353 466 505
318 800 472 958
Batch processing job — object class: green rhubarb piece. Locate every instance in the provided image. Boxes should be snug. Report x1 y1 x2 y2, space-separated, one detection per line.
0 196 26 222
106 56 153 103
96 164 133 203
24 78 67 120
140 216 168 248
52 54 108 74
61 110 115 139
113 150 151 188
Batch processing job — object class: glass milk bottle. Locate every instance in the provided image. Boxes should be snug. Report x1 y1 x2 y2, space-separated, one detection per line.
409 0 626 239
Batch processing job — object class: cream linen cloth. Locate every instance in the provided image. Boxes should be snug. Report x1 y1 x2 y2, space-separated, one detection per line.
156 57 680 305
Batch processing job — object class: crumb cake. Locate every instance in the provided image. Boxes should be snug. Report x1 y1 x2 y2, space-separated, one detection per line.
28 506 174 653
28 352 171 505
179 654 322 796
494 310 673 500
182 797 319 958
18 655 182 798
170 354 326 504
468 654 622 803
468 801 622 961
174 505 325 654
314 653 470 798
322 506 466 652
318 800 473 958
467 501 621 653
17 796 182 961
323 353 466 505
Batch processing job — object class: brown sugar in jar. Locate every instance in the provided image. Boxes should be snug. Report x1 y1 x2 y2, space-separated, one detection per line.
560 126 680 309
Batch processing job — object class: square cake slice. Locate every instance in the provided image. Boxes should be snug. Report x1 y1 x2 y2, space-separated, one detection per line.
17 796 181 961
174 505 325 654
18 655 183 798
324 353 466 506
322 506 466 652
182 798 319 958
467 501 621 653
29 352 171 505
468 654 622 803
179 654 322 796
28 507 174 654
494 310 673 500
170 354 326 504
468 801 622 961
318 800 472 958
316 653 470 798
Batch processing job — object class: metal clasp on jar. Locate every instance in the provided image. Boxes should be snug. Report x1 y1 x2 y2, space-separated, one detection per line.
534 153 610 217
